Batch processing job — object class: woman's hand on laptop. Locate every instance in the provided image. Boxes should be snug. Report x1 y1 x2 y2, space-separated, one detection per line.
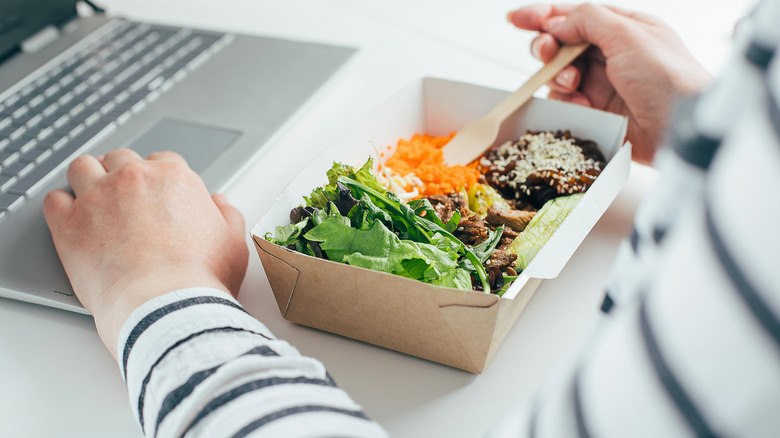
42 149 249 360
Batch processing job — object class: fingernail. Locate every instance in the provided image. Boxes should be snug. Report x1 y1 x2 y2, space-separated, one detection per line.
555 69 575 89
542 16 566 32
506 10 515 23
531 38 542 59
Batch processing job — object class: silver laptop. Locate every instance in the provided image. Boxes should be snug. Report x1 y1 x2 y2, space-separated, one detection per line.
0 0 355 313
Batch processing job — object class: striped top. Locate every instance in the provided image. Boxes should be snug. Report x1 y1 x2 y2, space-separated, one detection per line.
490 1 780 436
117 288 388 438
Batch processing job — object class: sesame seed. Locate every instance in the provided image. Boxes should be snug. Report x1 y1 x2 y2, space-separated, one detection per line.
483 131 603 202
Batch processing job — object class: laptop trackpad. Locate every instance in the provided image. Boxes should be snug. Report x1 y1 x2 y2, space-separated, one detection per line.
124 118 242 173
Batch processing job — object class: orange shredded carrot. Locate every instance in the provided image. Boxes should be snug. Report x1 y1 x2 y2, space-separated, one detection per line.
383 133 480 197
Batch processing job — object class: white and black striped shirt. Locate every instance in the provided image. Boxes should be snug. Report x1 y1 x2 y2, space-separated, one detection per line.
117 288 388 438
491 1 780 436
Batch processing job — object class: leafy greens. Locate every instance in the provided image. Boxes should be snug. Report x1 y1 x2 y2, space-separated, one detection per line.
266 159 495 293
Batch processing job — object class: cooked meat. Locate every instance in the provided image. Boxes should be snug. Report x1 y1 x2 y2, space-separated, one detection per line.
501 226 520 238
434 201 457 224
485 249 517 270
497 236 514 251
481 130 605 209
485 204 535 232
455 213 491 245
427 192 469 224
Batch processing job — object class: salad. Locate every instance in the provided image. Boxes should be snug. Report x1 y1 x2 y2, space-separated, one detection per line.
266 131 604 295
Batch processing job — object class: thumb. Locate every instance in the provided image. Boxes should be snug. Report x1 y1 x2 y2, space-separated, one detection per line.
212 193 245 238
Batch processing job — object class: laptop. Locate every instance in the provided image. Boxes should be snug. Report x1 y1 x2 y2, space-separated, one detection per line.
0 0 355 313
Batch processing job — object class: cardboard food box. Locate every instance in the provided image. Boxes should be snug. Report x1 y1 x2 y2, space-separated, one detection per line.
251 77 630 373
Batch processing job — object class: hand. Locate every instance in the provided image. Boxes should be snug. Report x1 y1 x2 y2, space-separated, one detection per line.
507 4 714 165
43 149 249 359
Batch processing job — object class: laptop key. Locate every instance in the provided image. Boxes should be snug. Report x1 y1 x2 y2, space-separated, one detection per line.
0 22 227 210
7 146 76 196
0 192 24 212
0 150 10 168
42 102 59 117
2 151 19 168
84 113 100 127
0 175 16 192
28 94 46 109
6 138 38 155
4 94 19 108
9 126 27 141
51 137 69 151
8 122 115 197
26 114 43 128
22 147 51 164
37 126 54 141
12 106 28 120
3 160 34 178
53 114 71 129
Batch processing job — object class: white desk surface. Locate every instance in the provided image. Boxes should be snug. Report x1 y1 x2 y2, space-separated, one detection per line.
0 1 754 436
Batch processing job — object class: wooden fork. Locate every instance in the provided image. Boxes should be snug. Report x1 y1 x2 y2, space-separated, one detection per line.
442 42 590 165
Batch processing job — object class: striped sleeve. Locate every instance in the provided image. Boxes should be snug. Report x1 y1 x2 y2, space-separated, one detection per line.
488 134 780 438
488 2 780 436
116 287 388 438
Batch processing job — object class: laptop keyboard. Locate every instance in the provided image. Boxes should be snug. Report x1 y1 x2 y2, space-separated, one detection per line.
0 21 233 219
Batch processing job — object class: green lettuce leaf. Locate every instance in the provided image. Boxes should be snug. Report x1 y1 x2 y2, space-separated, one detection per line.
304 159 384 209
265 218 310 246
338 175 492 293
348 193 393 231
304 216 472 290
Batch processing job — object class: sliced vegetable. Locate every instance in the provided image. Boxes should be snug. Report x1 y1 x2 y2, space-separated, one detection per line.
383 133 480 197
507 193 583 269
467 183 511 218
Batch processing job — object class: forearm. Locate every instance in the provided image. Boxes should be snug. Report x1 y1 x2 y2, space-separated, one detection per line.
117 287 387 438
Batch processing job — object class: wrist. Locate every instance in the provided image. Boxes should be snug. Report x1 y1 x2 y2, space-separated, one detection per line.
91 272 232 360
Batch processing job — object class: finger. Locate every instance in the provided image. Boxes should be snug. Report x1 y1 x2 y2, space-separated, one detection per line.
42 189 75 233
577 59 616 110
541 3 634 49
212 193 246 238
146 150 189 165
530 33 559 63
548 90 593 108
67 155 106 195
604 5 664 26
507 4 577 31
548 65 582 94
101 148 143 172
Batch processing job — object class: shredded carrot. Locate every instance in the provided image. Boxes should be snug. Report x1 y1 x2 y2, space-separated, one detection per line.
383 133 480 197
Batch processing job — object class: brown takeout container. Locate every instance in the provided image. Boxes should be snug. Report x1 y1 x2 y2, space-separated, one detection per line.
251 78 629 373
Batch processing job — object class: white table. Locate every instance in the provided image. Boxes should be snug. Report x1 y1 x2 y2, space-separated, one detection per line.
0 1 752 436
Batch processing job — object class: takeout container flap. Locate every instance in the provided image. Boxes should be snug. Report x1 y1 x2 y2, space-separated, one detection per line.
251 77 629 372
